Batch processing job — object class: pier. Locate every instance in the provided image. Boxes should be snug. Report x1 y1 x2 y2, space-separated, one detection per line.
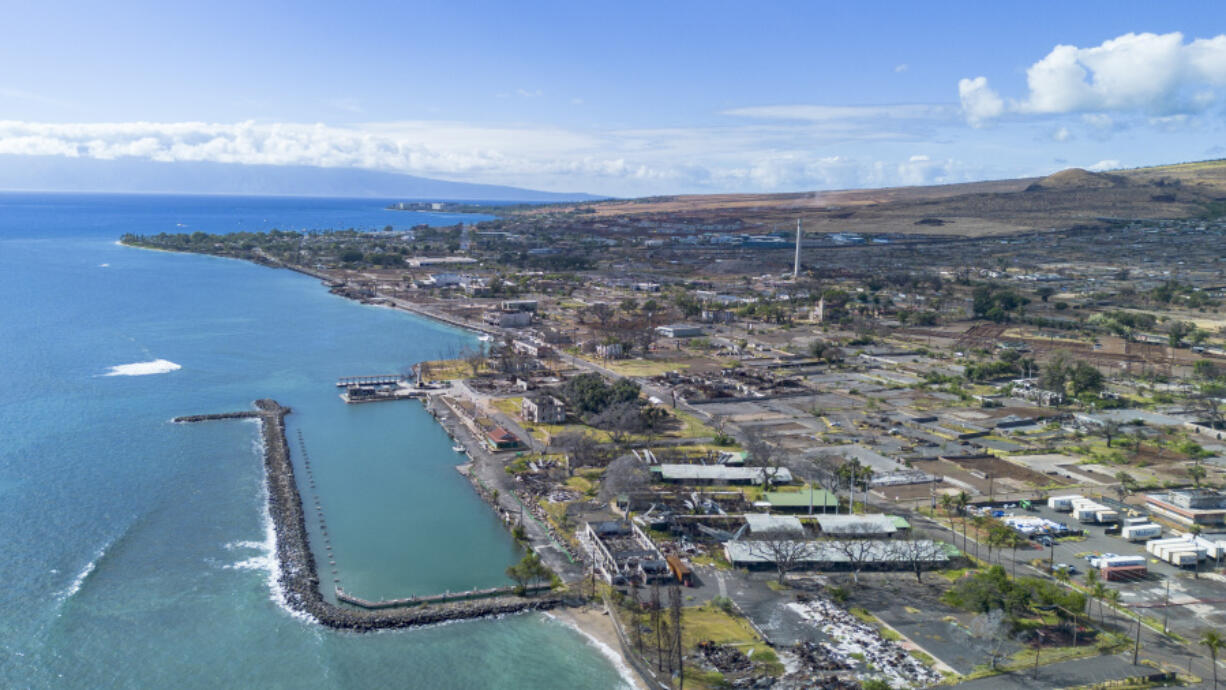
336 375 405 388
174 399 563 631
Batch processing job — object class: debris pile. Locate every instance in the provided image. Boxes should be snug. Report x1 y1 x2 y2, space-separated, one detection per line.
697 640 753 673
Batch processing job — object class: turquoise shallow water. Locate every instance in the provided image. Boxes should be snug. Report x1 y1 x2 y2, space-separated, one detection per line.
0 193 627 688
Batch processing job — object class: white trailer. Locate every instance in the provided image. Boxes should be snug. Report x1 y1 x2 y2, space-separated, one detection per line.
1147 538 1205 566
1121 524 1162 542
1094 555 1147 568
1071 498 1116 524
1048 495 1081 512
1193 536 1226 560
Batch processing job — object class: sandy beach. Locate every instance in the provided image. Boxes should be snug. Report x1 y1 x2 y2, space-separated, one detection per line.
551 604 649 690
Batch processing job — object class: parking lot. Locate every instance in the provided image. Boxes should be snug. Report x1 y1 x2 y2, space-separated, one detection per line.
1000 502 1226 638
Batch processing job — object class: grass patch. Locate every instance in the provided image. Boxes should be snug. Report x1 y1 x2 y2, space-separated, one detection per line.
588 357 691 377
491 396 522 417
418 358 485 380
680 602 768 649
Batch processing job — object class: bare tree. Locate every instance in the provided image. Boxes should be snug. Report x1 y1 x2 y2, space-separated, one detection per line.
599 454 652 502
896 530 947 583
590 401 647 445
629 585 645 654
650 580 664 671
745 531 814 584
669 582 683 682
785 452 843 514
827 523 880 586
743 427 787 490
460 344 486 378
1189 382 1226 432
553 431 603 473
585 302 616 335
971 609 1010 670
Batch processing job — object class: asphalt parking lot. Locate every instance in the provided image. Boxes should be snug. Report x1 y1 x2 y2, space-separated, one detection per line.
1000 503 1226 638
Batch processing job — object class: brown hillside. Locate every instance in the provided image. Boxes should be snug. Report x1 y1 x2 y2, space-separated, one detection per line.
529 159 1226 237
1025 168 1126 191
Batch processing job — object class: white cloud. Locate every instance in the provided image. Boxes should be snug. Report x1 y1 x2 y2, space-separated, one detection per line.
958 77 1004 127
1087 159 1121 172
723 104 952 121
895 63 909 73
961 32 1226 125
0 118 991 196
1052 127 1072 142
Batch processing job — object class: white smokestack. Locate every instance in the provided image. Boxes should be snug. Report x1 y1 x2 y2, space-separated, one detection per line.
793 217 802 278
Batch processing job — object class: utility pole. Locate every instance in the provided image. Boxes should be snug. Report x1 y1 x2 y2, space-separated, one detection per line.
1162 579 1170 634
1133 615 1142 665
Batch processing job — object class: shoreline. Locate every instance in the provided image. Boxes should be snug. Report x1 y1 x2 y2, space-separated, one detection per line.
149 245 649 679
549 606 650 690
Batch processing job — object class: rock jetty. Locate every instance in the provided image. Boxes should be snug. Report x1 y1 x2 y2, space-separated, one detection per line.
177 399 563 631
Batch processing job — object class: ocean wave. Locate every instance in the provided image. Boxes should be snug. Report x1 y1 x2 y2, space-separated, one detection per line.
233 451 318 626
102 359 182 377
542 611 638 690
58 544 108 603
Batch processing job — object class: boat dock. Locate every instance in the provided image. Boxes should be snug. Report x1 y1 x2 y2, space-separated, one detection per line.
336 375 405 388
337 374 448 404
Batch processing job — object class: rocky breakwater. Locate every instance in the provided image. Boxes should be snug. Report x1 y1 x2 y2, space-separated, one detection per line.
178 399 565 630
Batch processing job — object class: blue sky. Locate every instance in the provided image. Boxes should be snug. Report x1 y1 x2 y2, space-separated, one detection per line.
3 1 1226 196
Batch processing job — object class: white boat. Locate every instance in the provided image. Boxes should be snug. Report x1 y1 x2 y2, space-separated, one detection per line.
452 444 466 453
478 334 493 342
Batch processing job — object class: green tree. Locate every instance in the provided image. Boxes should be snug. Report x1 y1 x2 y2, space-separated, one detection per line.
1068 362 1105 397
505 552 552 594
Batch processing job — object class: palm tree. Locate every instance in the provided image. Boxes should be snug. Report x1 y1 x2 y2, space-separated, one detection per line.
971 516 986 560
1090 582 1108 625
940 494 957 548
1104 589 1122 623
1202 629 1225 689
956 491 971 552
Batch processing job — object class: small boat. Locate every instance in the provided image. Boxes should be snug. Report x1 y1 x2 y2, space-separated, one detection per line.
478 334 493 342
452 444 466 453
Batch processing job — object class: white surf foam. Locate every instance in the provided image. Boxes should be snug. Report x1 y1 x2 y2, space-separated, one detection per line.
58 545 107 603
103 359 182 377
227 434 318 626
543 611 639 690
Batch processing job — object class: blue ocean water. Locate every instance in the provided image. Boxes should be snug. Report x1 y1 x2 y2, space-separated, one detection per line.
0 193 627 688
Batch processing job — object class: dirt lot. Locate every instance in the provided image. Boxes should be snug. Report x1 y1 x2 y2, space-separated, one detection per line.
946 455 1056 486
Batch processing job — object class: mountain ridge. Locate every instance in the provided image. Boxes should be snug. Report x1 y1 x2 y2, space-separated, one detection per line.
0 156 605 202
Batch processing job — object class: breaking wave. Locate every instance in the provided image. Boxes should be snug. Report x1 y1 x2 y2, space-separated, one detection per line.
102 359 182 377
58 544 108 604
543 611 638 690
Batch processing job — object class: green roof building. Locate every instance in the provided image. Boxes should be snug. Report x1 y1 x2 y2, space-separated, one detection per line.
763 487 839 513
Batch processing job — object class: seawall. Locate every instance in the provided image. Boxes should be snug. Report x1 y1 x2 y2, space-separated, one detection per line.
178 399 563 631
